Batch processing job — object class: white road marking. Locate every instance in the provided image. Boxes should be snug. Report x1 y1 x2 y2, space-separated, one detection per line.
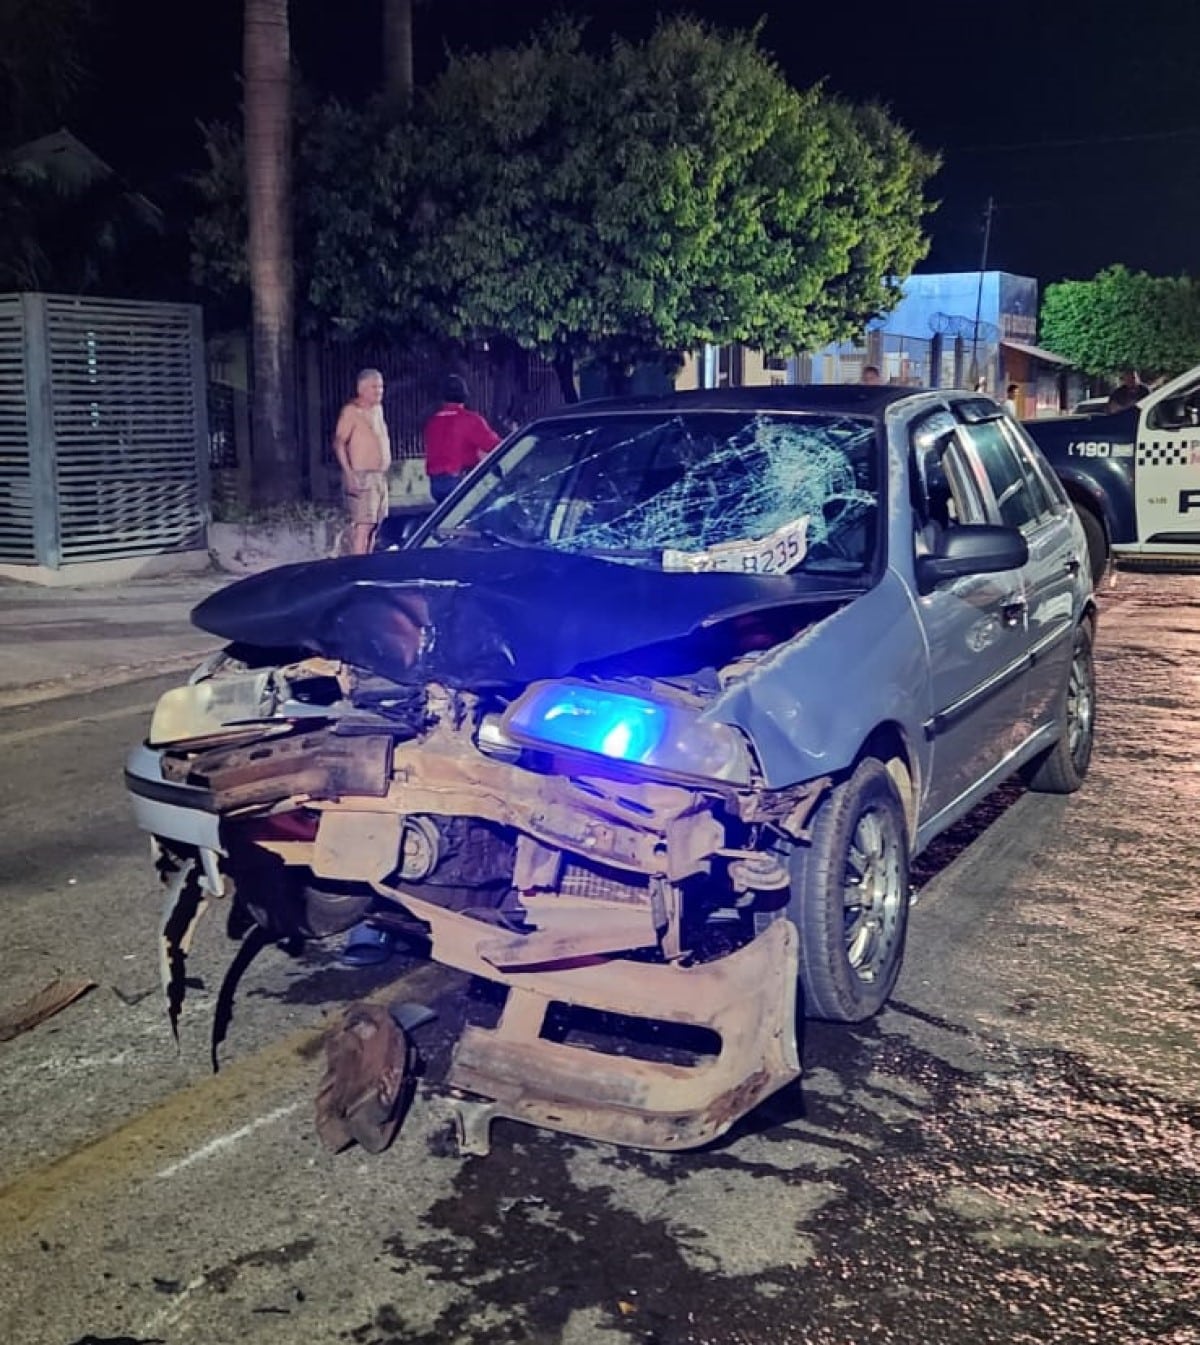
0 700 155 747
155 1100 303 1179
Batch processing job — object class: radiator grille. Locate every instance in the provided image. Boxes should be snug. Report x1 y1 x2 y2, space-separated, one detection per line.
559 859 650 907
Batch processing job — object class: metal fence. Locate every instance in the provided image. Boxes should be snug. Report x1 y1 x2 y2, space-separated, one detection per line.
46 297 208 561
0 298 34 561
0 293 209 567
879 332 934 387
306 341 563 467
206 337 567 506
812 334 934 387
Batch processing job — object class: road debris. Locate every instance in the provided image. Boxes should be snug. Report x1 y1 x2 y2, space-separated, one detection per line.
0 977 96 1043
315 1001 417 1154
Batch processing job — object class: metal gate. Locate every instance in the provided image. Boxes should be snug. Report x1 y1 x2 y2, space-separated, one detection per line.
307 342 564 467
0 297 34 562
0 293 209 568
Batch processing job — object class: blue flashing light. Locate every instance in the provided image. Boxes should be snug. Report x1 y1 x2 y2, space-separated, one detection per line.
511 685 669 764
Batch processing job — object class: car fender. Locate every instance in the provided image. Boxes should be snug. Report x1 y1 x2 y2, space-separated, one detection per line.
709 571 930 792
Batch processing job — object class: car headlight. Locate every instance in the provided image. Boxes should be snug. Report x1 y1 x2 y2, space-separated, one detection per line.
502 681 752 785
148 671 274 745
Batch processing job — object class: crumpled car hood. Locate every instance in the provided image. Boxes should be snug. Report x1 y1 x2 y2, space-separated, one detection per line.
192 547 862 687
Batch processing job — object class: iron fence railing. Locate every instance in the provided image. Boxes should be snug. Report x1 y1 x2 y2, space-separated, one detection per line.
0 293 208 567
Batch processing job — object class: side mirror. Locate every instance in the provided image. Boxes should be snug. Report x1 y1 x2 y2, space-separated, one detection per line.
916 524 1029 594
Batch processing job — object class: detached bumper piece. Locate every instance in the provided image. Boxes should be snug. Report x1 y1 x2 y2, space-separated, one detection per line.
315 1002 414 1154
411 904 800 1153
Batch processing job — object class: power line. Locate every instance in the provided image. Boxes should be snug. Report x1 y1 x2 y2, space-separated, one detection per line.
932 181 1200 216
953 126 1200 153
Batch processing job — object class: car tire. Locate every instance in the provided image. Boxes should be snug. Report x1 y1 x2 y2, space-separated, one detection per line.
1074 504 1108 584
788 758 910 1023
299 882 373 939
1022 622 1096 794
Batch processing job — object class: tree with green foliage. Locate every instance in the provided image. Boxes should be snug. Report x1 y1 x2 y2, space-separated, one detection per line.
1041 265 1200 380
191 120 250 304
192 17 938 403
397 18 937 397
304 101 427 337
802 99 939 342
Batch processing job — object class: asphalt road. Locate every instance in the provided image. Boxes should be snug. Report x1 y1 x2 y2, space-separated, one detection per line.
0 572 1196 1345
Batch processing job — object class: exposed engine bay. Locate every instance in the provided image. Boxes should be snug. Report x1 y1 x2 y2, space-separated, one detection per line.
128 404 892 1152
132 560 844 1152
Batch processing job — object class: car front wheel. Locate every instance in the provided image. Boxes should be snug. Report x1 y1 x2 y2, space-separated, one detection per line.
788 758 911 1023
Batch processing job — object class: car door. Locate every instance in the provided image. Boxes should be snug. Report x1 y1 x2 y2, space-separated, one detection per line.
1000 417 1083 728
908 408 1031 827
961 412 1078 735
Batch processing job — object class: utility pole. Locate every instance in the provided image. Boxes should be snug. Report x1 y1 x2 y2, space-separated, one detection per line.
970 195 995 385
383 0 415 111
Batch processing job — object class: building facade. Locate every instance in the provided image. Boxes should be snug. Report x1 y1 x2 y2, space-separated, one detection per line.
676 271 1085 417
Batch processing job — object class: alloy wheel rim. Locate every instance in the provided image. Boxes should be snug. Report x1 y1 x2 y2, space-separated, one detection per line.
842 807 903 983
1067 647 1093 761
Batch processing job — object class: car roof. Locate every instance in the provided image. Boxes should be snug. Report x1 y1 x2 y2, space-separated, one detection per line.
545 384 930 421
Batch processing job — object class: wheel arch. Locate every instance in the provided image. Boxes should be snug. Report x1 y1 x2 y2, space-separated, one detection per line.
1053 459 1137 544
853 720 919 843
1062 479 1110 539
1066 493 1111 583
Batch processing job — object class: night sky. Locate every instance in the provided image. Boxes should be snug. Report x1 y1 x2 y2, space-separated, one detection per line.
71 0 1200 288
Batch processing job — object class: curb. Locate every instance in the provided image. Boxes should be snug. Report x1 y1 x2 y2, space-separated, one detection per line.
0 649 219 711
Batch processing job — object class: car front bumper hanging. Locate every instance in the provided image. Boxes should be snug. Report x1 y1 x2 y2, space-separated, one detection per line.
394 892 801 1153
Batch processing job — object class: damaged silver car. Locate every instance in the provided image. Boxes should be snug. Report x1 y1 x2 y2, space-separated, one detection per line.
125 386 1097 1152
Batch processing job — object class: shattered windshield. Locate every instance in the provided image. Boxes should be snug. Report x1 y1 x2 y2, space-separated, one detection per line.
428 411 881 574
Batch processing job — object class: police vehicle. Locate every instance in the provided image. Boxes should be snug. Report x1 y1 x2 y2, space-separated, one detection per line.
1025 364 1200 580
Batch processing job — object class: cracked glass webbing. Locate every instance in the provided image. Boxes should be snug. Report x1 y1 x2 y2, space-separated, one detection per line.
432 411 880 573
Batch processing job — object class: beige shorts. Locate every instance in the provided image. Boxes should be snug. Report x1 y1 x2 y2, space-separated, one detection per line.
345 470 389 526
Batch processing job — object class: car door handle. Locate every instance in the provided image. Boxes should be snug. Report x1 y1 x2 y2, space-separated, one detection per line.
1001 595 1027 627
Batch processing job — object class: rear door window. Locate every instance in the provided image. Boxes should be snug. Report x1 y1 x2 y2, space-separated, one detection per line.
960 419 1053 530
1001 419 1070 510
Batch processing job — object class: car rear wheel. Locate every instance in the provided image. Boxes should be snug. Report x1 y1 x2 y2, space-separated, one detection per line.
1022 622 1096 794
788 758 910 1022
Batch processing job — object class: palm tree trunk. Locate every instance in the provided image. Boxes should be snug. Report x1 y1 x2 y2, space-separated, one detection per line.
382 0 414 111
244 0 297 507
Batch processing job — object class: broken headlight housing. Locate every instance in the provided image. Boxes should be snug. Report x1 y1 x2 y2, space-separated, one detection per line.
502 681 753 785
148 671 275 744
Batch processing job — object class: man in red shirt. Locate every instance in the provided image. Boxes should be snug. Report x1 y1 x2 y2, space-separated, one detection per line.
424 375 501 504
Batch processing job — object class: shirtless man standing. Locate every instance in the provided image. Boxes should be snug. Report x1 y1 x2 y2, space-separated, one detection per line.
332 369 391 555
